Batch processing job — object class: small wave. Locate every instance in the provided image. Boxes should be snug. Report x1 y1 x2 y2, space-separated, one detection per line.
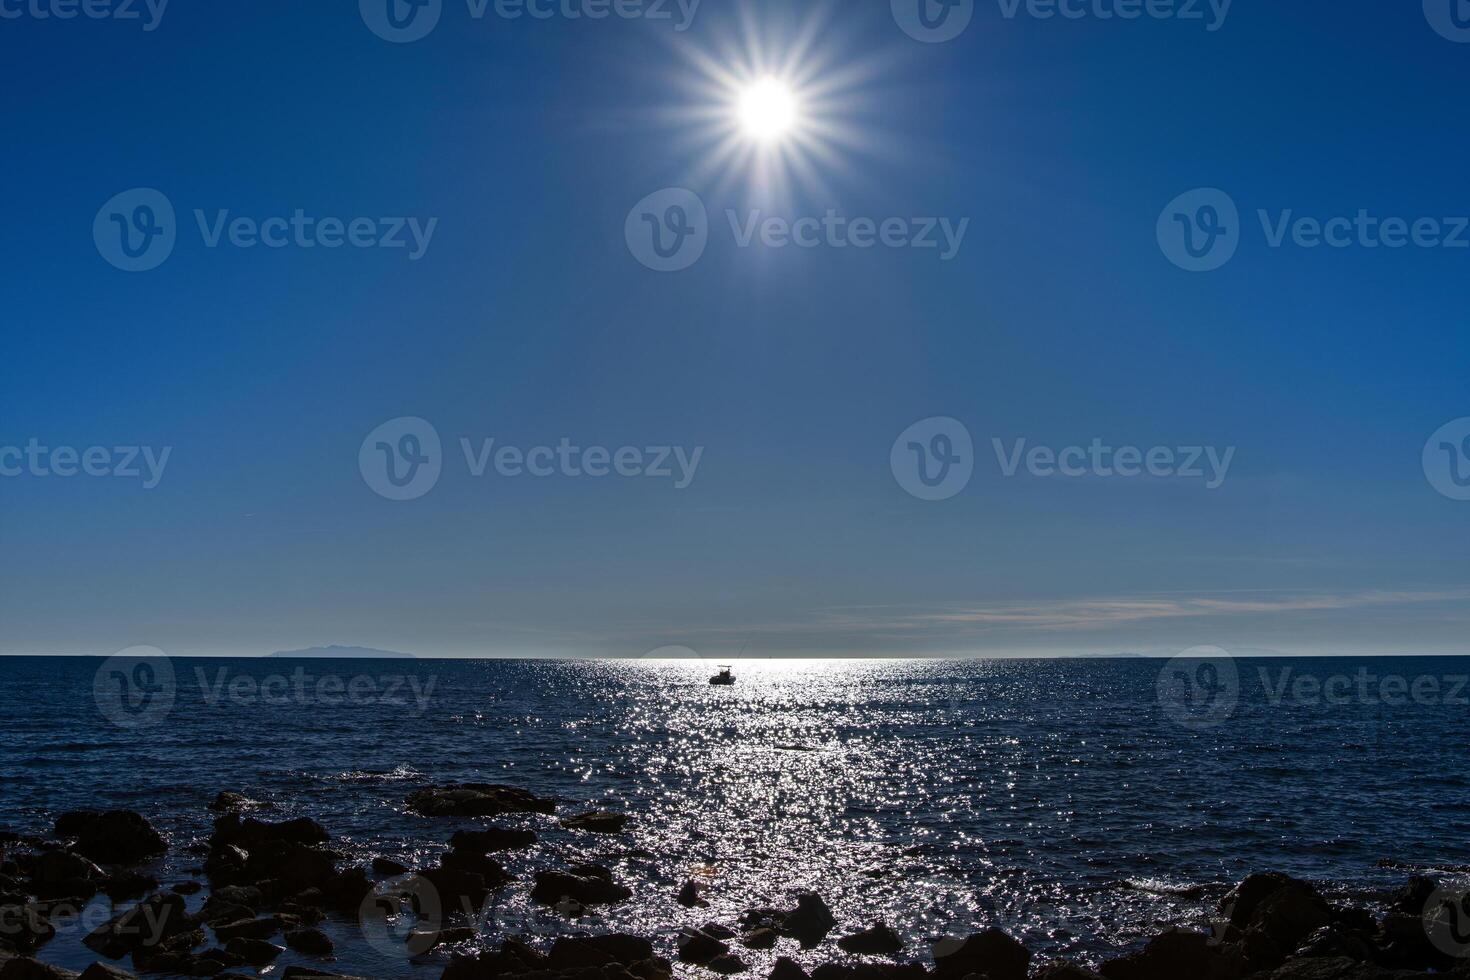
1121 878 1206 898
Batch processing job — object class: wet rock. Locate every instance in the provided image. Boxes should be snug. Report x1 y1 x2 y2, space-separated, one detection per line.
531 865 632 906
769 957 809 980
443 938 551 980
810 965 854 980
850 965 926 980
407 926 477 951
548 935 656 969
559 811 628 834
213 915 280 942
1035 964 1106 980
1293 926 1375 962
0 958 79 980
837 922 903 956
931 928 1032 980
371 857 410 876
213 815 328 850
102 872 157 901
172 881 203 896
0 905 55 954
53 812 165 867
742 928 779 950
450 828 537 853
1221 873 1331 951
420 867 494 907
77 965 137 980
679 880 709 908
440 849 510 886
208 793 251 813
780 893 836 946
283 926 333 955
223 937 283 965
1097 927 1245 980
321 867 374 911
405 784 557 818
31 851 101 886
83 893 190 959
281 969 369 980
680 930 732 963
1388 876 1437 916
1262 957 1393 979
702 924 738 941
708 954 749 974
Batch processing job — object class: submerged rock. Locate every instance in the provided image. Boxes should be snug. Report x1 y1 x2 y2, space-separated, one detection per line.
679 880 709 908
769 957 809 980
530 865 632 906
558 811 628 834
405 784 556 818
679 930 730 964
450 828 537 853
284 927 333 956
780 893 836 946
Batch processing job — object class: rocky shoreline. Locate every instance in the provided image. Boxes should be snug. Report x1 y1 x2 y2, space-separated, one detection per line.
2 785 1467 980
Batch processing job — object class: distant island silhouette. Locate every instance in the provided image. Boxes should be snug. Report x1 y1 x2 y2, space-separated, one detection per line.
266 644 416 659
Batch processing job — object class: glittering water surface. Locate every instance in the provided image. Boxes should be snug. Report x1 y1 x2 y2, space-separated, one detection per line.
2 656 1468 978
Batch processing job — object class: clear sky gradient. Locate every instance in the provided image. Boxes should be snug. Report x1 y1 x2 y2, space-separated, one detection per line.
3 0 1469 658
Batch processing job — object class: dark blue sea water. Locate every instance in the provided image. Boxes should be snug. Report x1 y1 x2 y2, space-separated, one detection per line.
2 655 1467 978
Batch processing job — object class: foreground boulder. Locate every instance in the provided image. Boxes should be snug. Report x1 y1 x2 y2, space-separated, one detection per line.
1098 927 1248 980
443 936 670 980
0 958 79 980
82 893 191 959
1220 873 1331 952
406 784 556 818
781 893 837 946
931 928 1031 980
53 812 165 866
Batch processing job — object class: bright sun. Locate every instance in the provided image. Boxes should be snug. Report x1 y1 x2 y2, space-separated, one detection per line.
737 78 798 142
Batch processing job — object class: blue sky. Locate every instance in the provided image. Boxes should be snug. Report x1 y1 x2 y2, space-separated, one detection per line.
3 0 1470 658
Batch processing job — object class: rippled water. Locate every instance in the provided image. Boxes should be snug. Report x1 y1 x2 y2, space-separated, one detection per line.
2 655 1467 977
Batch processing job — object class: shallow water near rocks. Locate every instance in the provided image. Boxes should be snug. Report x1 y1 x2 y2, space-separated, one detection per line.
3 655 1467 978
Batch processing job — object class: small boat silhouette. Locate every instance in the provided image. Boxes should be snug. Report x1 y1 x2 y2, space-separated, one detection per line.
708 665 735 686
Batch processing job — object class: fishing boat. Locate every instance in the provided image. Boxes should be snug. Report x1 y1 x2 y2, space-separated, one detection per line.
708 665 735 685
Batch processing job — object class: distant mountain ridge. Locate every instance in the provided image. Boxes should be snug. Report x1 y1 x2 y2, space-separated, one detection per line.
267 644 416 659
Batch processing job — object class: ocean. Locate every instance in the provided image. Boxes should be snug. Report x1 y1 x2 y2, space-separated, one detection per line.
2 655 1466 977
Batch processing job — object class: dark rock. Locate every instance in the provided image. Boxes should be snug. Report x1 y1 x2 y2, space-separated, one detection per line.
702 924 738 941
850 965 926 980
420 867 494 907
208 794 251 813
172 881 203 896
83 893 190 959
213 916 279 942
285 927 334 956
1098 928 1245 980
31 851 100 886
1388 876 1437 916
281 969 369 980
810 965 854 980
371 857 410 876
102 873 157 900
0 958 80 980
708 954 749 974
931 928 1032 980
838 922 903 956
223 938 283 965
547 935 656 970
742 928 779 950
1262 957 1394 979
405 784 556 818
1293 927 1375 962
1035 964 1106 980
440 850 510 886
559 811 628 833
449 828 537 853
769 957 809 980
679 880 709 908
53 812 165 866
0 905 55 953
1221 873 1331 951
321 867 374 911
680 931 731 964
781 893 836 946
443 939 551 980
531 866 632 906
77 965 137 980
212 814 328 850
407 926 477 951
